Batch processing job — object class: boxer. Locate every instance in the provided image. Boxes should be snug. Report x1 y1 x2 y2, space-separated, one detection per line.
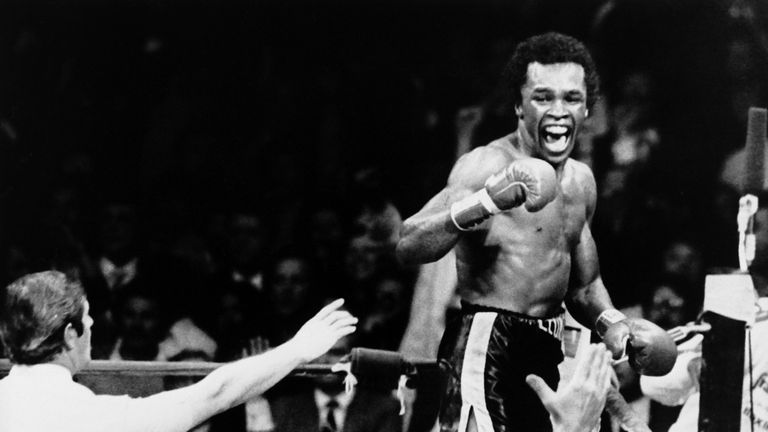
396 32 676 432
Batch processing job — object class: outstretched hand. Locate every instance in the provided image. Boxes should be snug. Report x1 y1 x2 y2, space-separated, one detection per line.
526 343 612 432
289 299 358 363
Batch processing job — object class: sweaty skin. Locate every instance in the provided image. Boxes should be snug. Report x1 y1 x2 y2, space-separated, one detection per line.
396 62 614 325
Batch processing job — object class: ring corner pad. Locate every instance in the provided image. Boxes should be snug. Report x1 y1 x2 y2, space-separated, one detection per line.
703 272 758 324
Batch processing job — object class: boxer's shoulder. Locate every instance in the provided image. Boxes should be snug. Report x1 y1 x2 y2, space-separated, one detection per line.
563 158 595 184
449 144 510 189
560 159 597 217
563 159 597 196
487 134 530 159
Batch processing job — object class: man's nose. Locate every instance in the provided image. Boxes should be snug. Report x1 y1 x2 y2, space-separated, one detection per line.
548 100 568 117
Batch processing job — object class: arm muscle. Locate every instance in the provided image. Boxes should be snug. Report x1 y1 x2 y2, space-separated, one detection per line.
396 147 507 264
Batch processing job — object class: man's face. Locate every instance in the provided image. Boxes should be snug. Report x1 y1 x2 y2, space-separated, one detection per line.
647 286 686 329
121 297 162 343
271 258 311 316
662 242 702 282
517 62 588 165
229 214 265 267
99 204 137 256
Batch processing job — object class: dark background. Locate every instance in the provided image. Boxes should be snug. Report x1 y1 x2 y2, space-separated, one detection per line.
1 0 768 308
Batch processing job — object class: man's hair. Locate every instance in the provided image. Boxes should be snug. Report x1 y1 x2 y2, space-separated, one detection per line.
0 271 85 365
502 32 600 111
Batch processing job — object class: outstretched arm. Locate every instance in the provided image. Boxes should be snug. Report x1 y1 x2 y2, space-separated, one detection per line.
130 299 357 432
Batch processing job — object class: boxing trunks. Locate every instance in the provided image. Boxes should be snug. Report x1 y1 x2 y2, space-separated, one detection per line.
437 302 565 432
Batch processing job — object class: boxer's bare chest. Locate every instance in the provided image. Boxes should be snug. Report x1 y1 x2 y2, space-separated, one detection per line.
456 161 589 309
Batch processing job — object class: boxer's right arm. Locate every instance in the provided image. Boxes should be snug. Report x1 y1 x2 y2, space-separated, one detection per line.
397 149 557 264
396 148 502 264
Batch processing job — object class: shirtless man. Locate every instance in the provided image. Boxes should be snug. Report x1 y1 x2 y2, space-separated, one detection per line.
396 32 676 431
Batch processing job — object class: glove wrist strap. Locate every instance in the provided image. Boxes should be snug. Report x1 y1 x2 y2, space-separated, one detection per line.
595 309 627 338
450 189 497 231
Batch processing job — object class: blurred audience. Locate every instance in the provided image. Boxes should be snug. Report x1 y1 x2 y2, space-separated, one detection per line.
269 334 403 432
215 211 270 294
3 7 768 431
209 284 264 362
109 285 168 361
262 248 321 346
358 271 413 351
96 199 142 292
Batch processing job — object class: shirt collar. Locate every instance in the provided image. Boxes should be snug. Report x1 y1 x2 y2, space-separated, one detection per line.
99 257 138 288
9 363 73 381
99 257 138 276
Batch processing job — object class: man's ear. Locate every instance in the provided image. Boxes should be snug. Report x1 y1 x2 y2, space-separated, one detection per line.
62 323 79 350
515 105 523 119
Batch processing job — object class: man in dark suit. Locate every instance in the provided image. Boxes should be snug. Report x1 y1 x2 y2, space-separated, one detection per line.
269 334 402 432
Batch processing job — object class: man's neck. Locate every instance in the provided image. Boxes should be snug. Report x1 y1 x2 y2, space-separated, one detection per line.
49 354 79 376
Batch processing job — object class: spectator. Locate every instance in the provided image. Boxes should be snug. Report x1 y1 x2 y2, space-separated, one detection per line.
109 285 168 361
269 334 403 432
95 200 142 293
210 284 264 362
262 249 320 346
660 240 704 289
212 211 270 295
358 271 413 351
641 191 768 431
302 203 348 299
658 238 705 314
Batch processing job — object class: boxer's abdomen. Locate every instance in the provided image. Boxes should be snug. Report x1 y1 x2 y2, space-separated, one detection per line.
456 187 585 317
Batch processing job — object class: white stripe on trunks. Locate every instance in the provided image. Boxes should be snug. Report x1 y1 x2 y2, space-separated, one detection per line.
458 312 497 432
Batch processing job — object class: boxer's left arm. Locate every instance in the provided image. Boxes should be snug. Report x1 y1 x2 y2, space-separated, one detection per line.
565 220 615 329
566 165 676 376
565 164 615 329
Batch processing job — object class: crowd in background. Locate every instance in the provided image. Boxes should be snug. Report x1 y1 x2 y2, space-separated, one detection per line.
2 0 768 431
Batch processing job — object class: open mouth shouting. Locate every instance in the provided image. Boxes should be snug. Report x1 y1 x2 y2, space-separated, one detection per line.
540 124 573 154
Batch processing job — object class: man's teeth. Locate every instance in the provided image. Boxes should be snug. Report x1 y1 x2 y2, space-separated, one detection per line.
542 125 570 152
545 125 568 135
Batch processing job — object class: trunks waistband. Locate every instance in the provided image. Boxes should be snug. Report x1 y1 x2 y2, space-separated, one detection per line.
461 301 565 340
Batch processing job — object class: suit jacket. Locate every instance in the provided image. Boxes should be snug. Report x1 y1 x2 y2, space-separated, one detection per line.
270 388 402 432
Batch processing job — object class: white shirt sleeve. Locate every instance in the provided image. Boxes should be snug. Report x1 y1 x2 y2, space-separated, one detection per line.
80 389 210 432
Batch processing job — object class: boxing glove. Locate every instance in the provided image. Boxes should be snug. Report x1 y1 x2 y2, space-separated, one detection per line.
450 158 557 231
596 309 677 376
